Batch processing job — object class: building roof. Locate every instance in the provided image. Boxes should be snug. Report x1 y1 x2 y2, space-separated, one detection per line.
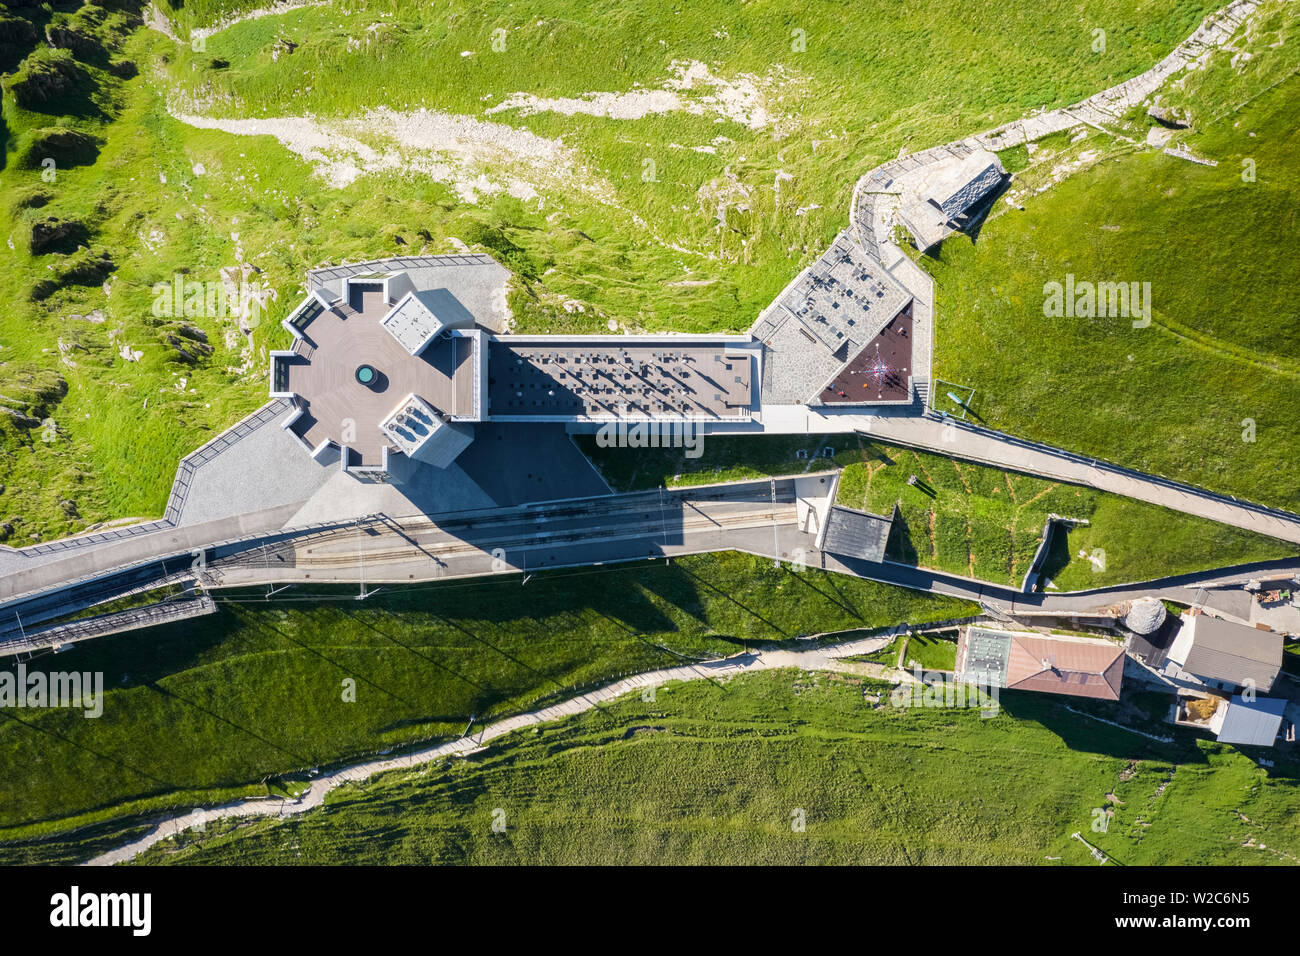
816 302 912 405
276 284 482 468
1172 615 1282 692
381 290 447 355
379 392 472 468
818 505 893 563
1216 695 1286 747
897 150 1006 250
751 231 912 404
924 149 1006 219
956 626 1125 701
488 339 755 421
896 201 952 254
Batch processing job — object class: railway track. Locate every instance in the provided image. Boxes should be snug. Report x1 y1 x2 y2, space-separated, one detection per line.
288 506 798 569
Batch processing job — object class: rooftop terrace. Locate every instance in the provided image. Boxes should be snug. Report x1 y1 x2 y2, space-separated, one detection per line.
488 340 755 420
279 286 478 467
752 231 913 404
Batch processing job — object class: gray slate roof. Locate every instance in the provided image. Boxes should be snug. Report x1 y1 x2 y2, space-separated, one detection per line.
820 505 893 563
1183 615 1283 692
752 231 911 404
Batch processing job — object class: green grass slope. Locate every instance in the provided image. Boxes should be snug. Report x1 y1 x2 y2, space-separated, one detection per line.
0 0 1223 537
928 1 1300 511
132 670 1300 865
0 553 973 860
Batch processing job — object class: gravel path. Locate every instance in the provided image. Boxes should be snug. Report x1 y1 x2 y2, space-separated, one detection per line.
85 628 908 866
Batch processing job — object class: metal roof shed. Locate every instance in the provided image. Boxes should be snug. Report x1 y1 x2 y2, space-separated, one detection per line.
1215 695 1287 747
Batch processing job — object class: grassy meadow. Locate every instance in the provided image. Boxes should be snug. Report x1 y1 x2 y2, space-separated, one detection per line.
0 552 974 861
130 670 1300 865
900 632 958 671
4 0 1300 868
926 0 1300 512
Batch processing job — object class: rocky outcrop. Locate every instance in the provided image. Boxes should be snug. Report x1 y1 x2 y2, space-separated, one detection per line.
29 217 90 256
158 322 215 364
0 366 68 431
18 127 102 169
30 249 115 300
6 48 87 110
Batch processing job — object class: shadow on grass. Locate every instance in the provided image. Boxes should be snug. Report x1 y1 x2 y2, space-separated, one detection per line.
1035 522 1073 585
885 511 920 565
995 691 1300 780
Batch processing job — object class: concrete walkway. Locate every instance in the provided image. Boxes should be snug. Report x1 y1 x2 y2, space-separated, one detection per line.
86 629 902 866
859 414 1300 545
756 406 1300 545
824 551 1300 617
756 3 1300 547
852 0 1259 252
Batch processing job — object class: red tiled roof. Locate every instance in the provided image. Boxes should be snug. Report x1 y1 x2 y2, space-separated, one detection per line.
1004 633 1124 701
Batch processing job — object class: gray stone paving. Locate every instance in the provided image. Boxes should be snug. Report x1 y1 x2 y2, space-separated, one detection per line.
177 408 334 526
308 254 511 332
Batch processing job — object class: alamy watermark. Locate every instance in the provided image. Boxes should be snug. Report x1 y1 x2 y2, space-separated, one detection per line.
1 664 103 718
889 665 1000 718
1043 274 1151 328
595 419 704 458
151 273 274 327
50 886 150 936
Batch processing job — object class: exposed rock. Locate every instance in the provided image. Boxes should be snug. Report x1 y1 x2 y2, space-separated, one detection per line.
175 323 209 344
158 322 214 364
0 367 68 427
270 36 298 61
61 248 114 284
0 522 13 543
30 249 115 300
18 127 102 169
1148 105 1191 129
29 217 90 256
58 498 79 518
0 406 41 429
45 24 103 60
7 48 88 110
0 14 38 72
